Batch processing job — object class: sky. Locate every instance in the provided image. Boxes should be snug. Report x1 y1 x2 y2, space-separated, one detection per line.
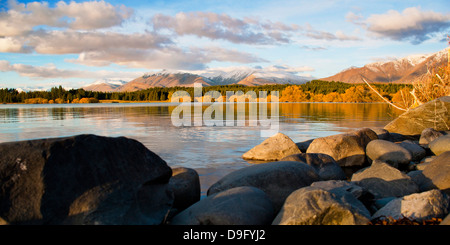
0 0 449 90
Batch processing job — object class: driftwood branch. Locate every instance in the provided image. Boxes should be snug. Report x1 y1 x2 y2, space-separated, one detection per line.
361 77 409 111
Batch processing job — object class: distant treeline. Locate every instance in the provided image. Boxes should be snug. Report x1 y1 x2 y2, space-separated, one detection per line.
0 80 412 104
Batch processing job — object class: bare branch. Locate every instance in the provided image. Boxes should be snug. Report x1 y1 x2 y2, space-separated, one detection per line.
361 77 409 111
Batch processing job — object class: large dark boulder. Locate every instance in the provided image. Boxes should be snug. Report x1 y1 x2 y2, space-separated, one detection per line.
169 186 274 225
384 96 450 137
169 167 200 211
280 153 346 180
0 134 173 225
207 161 320 211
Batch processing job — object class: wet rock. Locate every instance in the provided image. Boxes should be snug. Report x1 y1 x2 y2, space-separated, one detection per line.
242 133 301 161
0 134 173 225
207 161 319 212
366 139 412 168
272 186 371 225
351 160 419 199
170 186 274 225
372 189 449 222
280 153 346 180
307 128 378 167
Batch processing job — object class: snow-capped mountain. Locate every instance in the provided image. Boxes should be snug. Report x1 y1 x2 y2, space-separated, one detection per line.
321 48 448 84
82 79 127 92
83 67 313 92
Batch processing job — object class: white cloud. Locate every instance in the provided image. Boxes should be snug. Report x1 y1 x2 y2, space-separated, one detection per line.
0 60 143 80
68 45 267 70
26 30 171 54
264 64 315 73
0 0 133 36
302 23 361 41
152 11 300 45
360 7 450 44
0 37 31 53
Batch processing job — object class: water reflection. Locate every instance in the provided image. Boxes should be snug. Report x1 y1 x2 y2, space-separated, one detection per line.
0 102 402 195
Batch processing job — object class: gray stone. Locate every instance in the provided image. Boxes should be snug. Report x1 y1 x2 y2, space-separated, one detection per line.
311 180 374 209
207 161 320 211
242 133 301 161
351 160 419 199
420 151 450 195
307 128 378 167
408 170 429 192
371 128 390 140
280 153 346 180
272 186 371 225
372 189 450 222
384 96 450 136
169 167 200 211
372 197 396 211
429 135 450 156
295 139 314 153
419 128 444 145
311 180 368 201
366 139 412 168
398 140 426 162
170 187 275 225
0 134 173 225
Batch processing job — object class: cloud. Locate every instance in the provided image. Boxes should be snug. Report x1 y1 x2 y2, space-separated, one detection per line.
346 11 366 26
264 64 315 73
26 30 172 54
0 37 32 53
152 11 300 45
357 7 450 44
68 45 267 70
0 0 133 36
302 23 361 41
0 60 83 78
0 60 143 80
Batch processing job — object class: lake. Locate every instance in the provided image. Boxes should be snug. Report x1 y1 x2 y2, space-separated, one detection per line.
0 102 402 195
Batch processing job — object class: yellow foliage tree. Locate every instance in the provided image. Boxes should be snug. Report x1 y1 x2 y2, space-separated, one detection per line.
322 92 342 102
280 86 309 102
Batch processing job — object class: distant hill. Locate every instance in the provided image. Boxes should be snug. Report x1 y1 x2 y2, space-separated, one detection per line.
321 48 448 84
83 68 312 92
82 79 127 92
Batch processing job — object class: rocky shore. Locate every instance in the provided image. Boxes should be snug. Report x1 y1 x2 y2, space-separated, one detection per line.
0 96 449 225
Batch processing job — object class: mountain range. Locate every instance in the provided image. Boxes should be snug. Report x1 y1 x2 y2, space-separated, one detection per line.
320 48 448 84
83 68 312 92
83 48 449 92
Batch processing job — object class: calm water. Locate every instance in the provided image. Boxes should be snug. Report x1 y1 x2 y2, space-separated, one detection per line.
0 102 402 195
